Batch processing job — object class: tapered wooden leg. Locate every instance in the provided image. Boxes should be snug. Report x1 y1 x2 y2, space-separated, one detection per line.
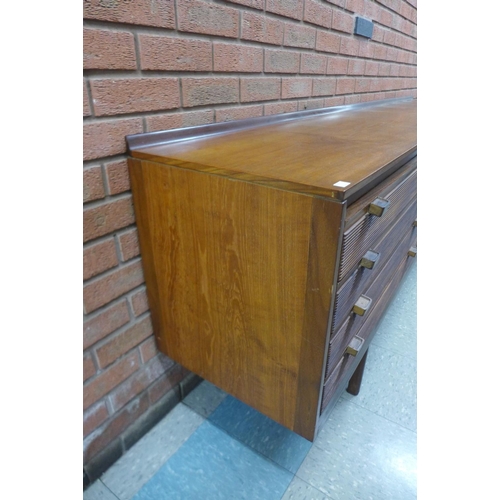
346 349 369 396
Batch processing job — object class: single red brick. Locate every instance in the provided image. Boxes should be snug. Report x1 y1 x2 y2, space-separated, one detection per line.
104 160 130 196
83 0 174 28
83 351 141 410
83 392 149 462
264 49 300 73
83 260 144 314
339 37 359 56
312 77 337 96
146 110 214 132
264 101 298 115
348 59 365 75
332 10 354 33
316 30 341 53
359 92 373 102
282 78 313 99
216 105 263 122
336 78 356 94
298 98 325 111
130 288 150 317
387 47 399 62
372 25 385 43
83 118 143 162
90 78 180 117
139 34 212 72
325 0 345 6
324 95 345 107
399 2 412 21
224 0 264 8
241 11 284 45
110 354 175 411
182 78 239 107
397 49 408 64
284 23 316 49
83 166 105 204
304 0 332 28
83 238 119 281
370 79 383 92
241 78 281 102
266 0 304 21
84 300 130 350
139 336 158 363
384 29 397 47
344 94 362 104
83 28 136 70
374 44 388 60
214 43 263 73
84 353 97 382
345 0 365 14
364 1 380 21
378 62 391 76
300 53 327 74
83 401 109 438
118 229 140 262
327 56 349 75
177 0 239 38
83 80 91 117
149 364 188 404
358 40 375 59
354 77 371 93
96 315 153 369
365 61 379 76
390 64 400 77
83 196 135 243
391 14 403 32
379 8 394 27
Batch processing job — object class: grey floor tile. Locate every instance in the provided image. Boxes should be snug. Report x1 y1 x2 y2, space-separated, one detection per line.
280 476 333 500
182 380 227 418
342 343 417 431
101 403 204 500
132 421 293 500
297 399 417 500
84 480 119 500
371 261 417 359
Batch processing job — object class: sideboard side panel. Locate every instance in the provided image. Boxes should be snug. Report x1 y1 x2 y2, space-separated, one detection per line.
131 158 318 431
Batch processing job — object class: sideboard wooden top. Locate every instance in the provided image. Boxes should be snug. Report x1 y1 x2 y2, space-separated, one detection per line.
127 98 417 201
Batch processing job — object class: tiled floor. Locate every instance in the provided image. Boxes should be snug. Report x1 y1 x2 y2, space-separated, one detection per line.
84 262 416 500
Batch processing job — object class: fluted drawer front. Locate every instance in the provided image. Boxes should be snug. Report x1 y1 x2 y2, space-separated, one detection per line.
338 169 417 281
321 243 416 413
332 199 417 332
324 228 417 386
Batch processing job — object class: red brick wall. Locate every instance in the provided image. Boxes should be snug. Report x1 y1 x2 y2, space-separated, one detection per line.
83 0 417 478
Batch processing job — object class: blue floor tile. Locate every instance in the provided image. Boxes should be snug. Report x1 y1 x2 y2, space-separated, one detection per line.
132 421 293 500
208 395 312 473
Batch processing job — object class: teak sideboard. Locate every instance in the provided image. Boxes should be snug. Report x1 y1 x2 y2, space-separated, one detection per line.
126 98 417 441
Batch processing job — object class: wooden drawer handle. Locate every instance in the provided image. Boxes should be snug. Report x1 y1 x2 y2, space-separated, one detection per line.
352 295 372 316
408 246 417 257
360 250 380 270
368 197 390 217
345 335 365 357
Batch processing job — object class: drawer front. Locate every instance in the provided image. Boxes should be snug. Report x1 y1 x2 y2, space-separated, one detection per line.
332 200 417 332
338 169 417 281
321 244 416 413
322 229 417 399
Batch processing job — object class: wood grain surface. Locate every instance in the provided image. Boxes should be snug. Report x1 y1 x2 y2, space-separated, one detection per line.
129 158 343 433
129 99 416 201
